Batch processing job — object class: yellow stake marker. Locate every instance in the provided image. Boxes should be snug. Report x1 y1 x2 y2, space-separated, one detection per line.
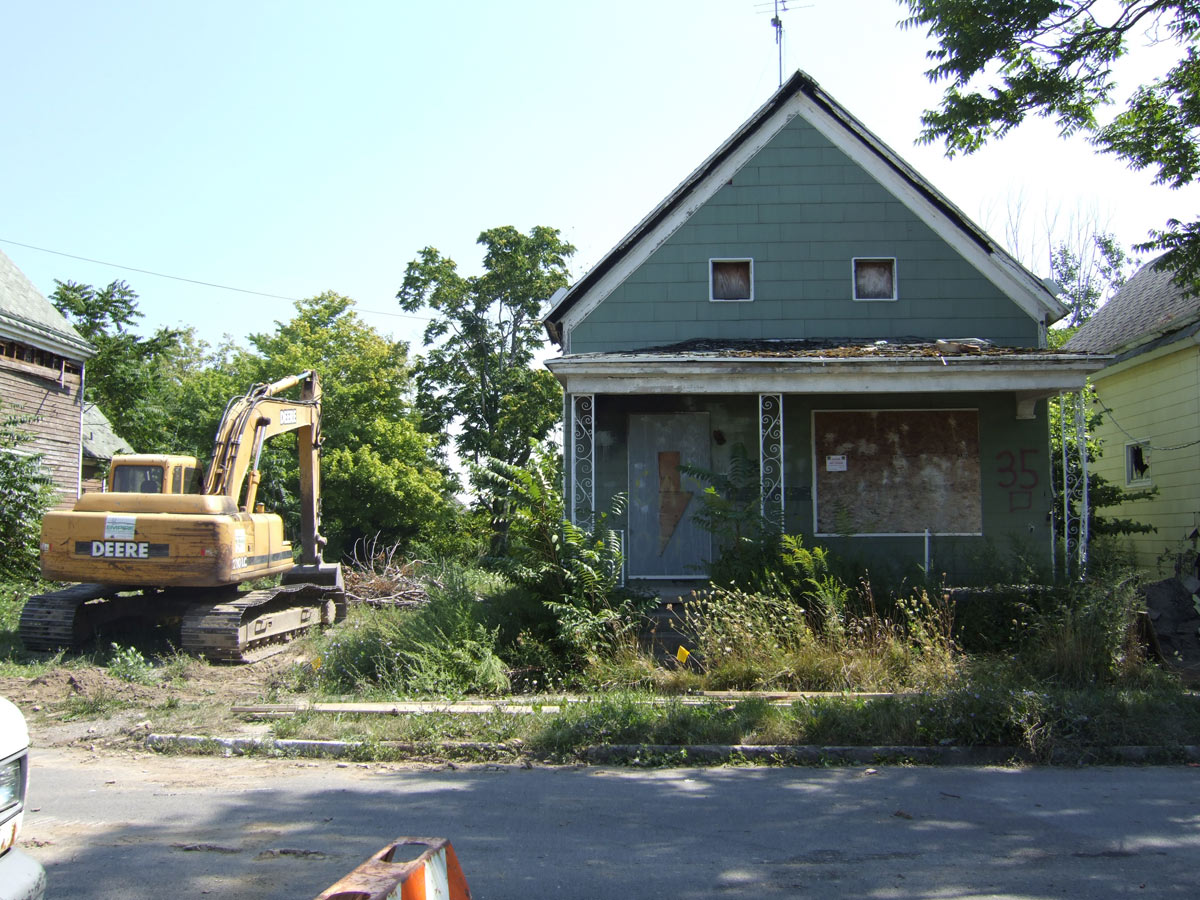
676 646 690 664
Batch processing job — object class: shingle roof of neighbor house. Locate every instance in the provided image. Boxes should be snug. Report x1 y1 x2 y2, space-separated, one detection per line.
1065 256 1199 356
0 248 93 359
81 403 134 460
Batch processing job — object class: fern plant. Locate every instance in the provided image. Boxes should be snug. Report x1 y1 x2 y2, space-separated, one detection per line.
475 451 651 660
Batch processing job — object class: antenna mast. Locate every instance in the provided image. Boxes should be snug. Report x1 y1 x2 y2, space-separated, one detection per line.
771 0 788 87
764 0 812 87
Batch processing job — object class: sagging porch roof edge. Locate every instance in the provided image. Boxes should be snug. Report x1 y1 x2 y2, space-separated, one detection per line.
545 352 1110 398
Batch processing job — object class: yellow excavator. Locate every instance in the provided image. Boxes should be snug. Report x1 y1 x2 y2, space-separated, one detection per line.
20 370 345 662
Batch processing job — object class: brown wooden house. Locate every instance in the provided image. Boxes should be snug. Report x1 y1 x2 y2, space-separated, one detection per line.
0 249 94 505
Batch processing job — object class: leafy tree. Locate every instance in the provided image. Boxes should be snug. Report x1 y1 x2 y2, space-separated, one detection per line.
1042 232 1151 570
247 292 456 558
50 279 185 452
153 329 260 461
900 1 1200 290
0 407 56 583
396 226 574 473
1049 232 1133 333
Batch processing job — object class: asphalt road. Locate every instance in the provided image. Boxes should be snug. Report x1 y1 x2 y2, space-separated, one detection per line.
20 747 1200 899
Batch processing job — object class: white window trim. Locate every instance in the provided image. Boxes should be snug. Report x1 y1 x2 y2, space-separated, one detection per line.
851 257 898 302
709 258 754 302
1125 439 1152 486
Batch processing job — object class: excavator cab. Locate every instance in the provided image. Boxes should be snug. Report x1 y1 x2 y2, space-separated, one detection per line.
108 455 204 495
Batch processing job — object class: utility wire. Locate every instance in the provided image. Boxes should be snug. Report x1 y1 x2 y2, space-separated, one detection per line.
0 236 432 322
1090 392 1200 453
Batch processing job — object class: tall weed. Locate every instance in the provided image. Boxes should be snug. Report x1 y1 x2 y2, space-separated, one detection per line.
308 567 509 697
1018 575 1146 687
475 453 655 663
676 577 960 692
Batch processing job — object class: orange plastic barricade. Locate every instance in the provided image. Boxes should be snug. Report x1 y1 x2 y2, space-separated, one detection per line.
314 837 471 900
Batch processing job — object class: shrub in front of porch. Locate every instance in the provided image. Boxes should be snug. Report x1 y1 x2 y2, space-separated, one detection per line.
669 580 960 693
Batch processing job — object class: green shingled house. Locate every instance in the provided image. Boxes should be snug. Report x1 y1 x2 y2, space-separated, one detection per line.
543 72 1106 583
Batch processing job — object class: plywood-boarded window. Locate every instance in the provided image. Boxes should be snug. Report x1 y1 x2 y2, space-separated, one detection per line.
813 409 981 535
710 259 753 301
853 258 896 301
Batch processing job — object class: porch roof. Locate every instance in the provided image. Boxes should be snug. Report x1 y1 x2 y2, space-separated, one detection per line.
545 339 1109 413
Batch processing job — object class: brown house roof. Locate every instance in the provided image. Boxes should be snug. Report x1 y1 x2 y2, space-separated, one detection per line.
1065 256 1199 356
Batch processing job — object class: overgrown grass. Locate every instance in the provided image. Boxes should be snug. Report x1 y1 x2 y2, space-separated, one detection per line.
658 583 959 693
0 578 47 675
298 566 510 697
239 682 1200 764
9 518 1195 766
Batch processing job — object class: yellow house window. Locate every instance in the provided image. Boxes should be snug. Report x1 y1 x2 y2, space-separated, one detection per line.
1125 440 1151 486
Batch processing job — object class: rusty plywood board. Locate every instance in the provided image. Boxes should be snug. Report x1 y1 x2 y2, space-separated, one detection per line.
814 409 981 535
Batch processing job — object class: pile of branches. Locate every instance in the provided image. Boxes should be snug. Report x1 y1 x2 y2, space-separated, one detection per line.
342 537 434 608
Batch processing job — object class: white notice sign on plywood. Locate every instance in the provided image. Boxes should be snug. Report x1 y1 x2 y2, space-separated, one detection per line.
825 455 848 472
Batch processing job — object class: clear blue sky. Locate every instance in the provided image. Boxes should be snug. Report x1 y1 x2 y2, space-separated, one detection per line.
2 1 1194 351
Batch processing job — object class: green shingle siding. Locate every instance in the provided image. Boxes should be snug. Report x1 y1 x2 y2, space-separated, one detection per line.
569 115 1038 353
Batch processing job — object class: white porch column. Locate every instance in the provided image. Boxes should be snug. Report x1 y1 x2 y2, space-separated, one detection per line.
1057 390 1090 578
759 393 784 528
569 393 595 530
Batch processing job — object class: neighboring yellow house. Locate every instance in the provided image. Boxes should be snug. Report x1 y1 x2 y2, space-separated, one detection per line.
1066 257 1200 572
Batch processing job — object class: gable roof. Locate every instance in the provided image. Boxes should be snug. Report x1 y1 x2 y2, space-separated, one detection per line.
82 403 134 460
0 248 93 360
544 70 1066 348
1064 256 1198 356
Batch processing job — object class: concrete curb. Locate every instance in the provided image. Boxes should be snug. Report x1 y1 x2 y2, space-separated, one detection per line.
144 734 520 757
145 734 1200 765
583 743 1200 765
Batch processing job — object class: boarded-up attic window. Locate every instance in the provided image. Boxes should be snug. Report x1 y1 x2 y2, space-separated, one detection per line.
710 259 753 301
853 258 896 301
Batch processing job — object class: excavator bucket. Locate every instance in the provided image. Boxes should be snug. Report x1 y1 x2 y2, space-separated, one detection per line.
282 562 346 624
313 837 470 900
282 562 344 590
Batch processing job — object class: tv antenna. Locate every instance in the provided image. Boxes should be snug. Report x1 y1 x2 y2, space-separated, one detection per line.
758 0 813 87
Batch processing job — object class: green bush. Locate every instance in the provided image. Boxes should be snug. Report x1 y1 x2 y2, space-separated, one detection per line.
475 452 655 665
107 643 156 685
308 567 509 696
1016 575 1147 687
0 408 57 584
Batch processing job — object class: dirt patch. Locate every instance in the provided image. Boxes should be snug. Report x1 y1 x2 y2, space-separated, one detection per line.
1142 577 1200 680
1 648 314 751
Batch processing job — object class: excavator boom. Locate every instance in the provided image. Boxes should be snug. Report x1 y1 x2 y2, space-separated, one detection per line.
203 371 325 566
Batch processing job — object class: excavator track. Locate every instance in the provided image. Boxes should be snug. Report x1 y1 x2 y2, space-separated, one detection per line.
180 581 344 663
20 580 345 663
19 583 121 651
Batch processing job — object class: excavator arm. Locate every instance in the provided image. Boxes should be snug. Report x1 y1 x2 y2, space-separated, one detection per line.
202 370 326 566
